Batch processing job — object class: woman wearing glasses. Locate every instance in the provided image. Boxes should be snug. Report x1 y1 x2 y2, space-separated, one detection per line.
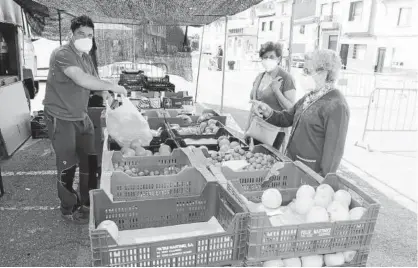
246 42 297 151
250 49 350 177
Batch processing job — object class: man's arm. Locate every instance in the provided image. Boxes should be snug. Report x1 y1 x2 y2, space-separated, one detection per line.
64 66 114 92
54 49 124 93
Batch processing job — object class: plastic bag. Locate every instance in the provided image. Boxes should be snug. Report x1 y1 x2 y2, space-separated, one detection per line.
106 95 153 148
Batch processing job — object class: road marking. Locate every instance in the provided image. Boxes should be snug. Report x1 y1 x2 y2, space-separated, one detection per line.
1 170 57 176
0 206 60 211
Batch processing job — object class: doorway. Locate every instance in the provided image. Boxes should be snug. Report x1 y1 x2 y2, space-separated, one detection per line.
328 35 338 51
375 47 386 73
340 44 349 69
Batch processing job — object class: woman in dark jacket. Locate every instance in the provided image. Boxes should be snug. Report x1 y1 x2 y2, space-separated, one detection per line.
251 49 350 177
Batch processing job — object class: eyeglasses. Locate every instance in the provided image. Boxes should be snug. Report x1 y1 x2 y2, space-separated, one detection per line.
261 55 279 60
303 67 324 75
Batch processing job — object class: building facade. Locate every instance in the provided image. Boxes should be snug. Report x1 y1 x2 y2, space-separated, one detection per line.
316 0 418 73
255 0 293 57
291 0 318 55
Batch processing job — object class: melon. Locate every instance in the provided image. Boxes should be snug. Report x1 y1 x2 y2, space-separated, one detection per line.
293 197 314 215
263 259 284 267
229 141 240 149
324 252 345 267
316 184 335 198
122 148 136 157
301 255 323 267
135 147 146 156
349 207 366 220
262 188 282 209
219 139 230 147
282 257 301 267
269 215 284 227
296 185 316 200
313 193 333 208
306 206 329 223
327 201 349 222
97 220 119 241
219 144 230 153
334 189 352 208
130 138 143 149
343 250 357 263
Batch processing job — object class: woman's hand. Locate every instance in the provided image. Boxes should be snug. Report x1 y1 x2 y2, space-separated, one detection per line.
250 100 273 118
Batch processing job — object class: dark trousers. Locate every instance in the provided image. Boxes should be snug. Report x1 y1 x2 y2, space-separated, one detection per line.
217 56 223 70
44 110 98 215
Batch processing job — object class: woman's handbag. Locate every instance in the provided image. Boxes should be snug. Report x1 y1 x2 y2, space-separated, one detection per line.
245 77 285 147
245 113 284 147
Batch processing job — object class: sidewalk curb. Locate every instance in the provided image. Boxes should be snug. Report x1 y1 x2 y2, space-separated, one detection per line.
341 158 417 213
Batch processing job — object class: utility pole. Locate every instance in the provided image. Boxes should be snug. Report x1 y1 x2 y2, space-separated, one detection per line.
287 0 296 72
220 16 228 113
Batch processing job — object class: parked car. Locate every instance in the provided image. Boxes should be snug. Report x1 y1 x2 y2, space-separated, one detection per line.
291 53 305 68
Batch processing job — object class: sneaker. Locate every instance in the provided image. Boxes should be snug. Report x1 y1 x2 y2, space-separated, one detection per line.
61 206 89 225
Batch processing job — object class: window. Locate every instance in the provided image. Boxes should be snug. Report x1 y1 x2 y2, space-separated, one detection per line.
397 8 412 27
349 1 363 22
281 3 285 14
279 22 284 39
299 25 305 34
262 22 266 31
328 35 338 51
353 44 367 60
320 4 328 16
331 2 340 19
269 21 274 31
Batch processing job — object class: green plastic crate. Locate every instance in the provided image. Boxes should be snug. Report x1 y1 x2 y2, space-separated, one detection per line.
89 181 249 267
218 164 380 263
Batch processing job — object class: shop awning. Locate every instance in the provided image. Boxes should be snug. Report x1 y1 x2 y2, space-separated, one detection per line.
13 0 263 40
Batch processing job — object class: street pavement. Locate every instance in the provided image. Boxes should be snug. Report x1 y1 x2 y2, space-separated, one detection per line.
0 66 416 266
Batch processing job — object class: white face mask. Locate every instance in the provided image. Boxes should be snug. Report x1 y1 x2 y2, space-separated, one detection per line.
300 74 317 92
262 59 278 72
74 38 92 53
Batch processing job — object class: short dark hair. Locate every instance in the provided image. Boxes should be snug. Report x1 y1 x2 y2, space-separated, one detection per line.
259 42 283 58
70 15 94 32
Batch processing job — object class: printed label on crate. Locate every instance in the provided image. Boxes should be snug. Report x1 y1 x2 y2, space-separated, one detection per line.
298 227 332 239
151 242 196 258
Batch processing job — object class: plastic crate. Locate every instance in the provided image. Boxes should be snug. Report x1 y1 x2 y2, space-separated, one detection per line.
89 181 249 267
172 128 249 152
31 116 48 139
147 116 227 129
220 164 380 262
107 135 179 154
243 248 371 267
103 147 199 173
195 144 290 171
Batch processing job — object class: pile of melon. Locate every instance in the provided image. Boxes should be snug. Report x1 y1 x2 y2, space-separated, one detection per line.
113 163 189 176
262 252 358 267
120 139 172 157
206 136 277 170
240 183 367 267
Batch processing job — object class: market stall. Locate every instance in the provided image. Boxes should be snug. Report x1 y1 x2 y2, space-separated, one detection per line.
85 91 379 267
14 1 381 267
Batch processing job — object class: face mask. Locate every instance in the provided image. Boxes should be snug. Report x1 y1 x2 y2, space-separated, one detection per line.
262 59 278 72
74 38 92 53
300 73 317 92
